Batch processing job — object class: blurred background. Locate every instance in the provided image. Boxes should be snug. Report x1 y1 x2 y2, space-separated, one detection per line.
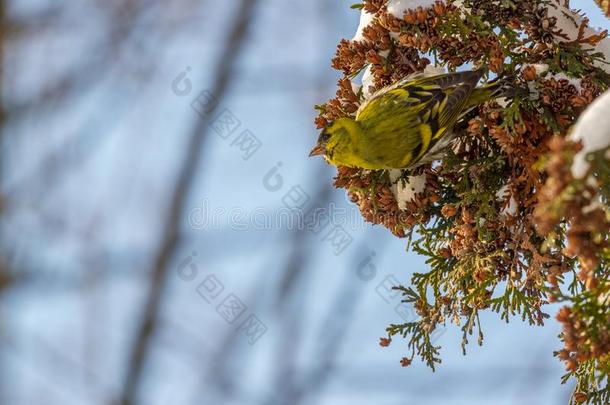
0 1 608 404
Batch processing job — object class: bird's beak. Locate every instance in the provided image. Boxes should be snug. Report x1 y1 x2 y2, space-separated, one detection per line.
308 144 325 157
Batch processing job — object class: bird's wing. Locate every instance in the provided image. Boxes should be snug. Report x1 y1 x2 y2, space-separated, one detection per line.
436 71 484 126
357 70 484 135
356 71 425 120
354 70 484 168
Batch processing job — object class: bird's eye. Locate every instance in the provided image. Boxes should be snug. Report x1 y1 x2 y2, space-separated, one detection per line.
319 130 331 143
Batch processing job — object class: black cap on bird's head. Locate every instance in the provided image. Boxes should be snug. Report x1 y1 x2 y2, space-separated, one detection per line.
309 128 330 158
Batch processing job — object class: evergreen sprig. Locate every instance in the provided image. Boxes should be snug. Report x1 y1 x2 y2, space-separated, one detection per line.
320 1 610 402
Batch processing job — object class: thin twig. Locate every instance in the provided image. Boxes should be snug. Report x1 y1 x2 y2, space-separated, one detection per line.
117 1 259 404
0 0 8 400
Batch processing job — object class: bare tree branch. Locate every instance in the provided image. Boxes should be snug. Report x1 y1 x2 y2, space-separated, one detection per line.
2 0 160 206
0 0 8 400
197 179 332 405
117 1 259 403
293 238 386 405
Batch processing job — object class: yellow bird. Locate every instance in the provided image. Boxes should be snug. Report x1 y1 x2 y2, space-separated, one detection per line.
310 70 511 170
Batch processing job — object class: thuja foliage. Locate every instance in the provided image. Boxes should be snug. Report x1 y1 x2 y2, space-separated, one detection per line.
315 0 610 403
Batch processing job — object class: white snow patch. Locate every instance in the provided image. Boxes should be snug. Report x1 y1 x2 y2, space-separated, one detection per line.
547 1 610 73
423 64 446 76
387 0 437 18
453 0 467 10
599 290 610 306
549 73 583 91
496 185 518 216
523 64 582 90
524 63 549 76
361 65 375 99
353 9 375 42
569 89 610 178
496 97 509 107
523 63 549 100
523 63 584 98
389 170 426 209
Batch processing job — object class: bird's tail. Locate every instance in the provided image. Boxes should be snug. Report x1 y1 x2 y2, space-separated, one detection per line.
467 75 517 108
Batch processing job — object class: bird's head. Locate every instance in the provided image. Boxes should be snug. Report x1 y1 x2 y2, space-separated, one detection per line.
309 118 357 164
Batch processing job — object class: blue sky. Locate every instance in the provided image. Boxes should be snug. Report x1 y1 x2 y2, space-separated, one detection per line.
1 1 609 404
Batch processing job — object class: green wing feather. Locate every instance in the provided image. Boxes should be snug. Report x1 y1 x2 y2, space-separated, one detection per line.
354 70 484 168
